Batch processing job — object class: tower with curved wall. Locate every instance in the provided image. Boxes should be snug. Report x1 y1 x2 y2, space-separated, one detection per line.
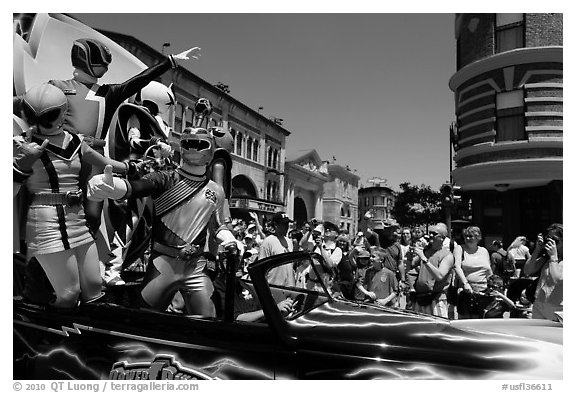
449 13 562 245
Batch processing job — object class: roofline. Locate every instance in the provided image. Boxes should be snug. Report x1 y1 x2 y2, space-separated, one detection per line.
95 28 291 137
359 185 395 193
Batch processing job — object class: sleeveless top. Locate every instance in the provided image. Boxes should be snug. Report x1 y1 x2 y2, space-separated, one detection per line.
414 248 452 294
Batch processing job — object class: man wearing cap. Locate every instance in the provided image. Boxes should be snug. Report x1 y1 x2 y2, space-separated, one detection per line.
259 212 294 287
410 223 455 318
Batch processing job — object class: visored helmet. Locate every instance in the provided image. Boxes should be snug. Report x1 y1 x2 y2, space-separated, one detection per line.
180 127 214 167
140 81 175 115
194 98 213 117
22 83 67 136
208 126 233 153
71 38 112 78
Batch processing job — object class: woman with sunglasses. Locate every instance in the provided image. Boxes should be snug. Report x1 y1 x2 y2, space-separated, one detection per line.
453 226 493 319
524 224 563 320
13 83 138 308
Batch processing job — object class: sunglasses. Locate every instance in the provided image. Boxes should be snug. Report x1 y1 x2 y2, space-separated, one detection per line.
429 231 439 237
465 234 477 240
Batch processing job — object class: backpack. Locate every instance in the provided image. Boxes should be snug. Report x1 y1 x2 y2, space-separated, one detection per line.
502 251 515 276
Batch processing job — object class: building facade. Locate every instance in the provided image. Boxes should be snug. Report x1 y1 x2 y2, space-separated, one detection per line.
449 13 563 245
100 30 291 223
284 150 329 228
322 164 361 234
358 182 396 233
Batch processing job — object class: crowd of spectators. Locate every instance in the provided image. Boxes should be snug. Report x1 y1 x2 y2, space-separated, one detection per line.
235 215 563 323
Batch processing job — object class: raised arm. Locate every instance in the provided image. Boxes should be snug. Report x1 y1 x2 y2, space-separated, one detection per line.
524 233 547 276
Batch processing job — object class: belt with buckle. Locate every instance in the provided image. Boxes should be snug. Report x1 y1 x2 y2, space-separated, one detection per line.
152 242 201 261
30 190 84 207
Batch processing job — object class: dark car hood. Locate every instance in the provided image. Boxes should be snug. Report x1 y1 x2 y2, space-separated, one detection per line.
287 300 562 379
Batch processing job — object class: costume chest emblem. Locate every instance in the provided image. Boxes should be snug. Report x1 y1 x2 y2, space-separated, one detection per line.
204 188 217 205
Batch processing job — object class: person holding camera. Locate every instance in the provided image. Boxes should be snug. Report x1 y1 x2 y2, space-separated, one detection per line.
312 221 343 270
524 224 563 321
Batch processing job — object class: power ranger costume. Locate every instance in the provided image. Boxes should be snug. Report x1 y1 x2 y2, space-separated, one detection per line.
102 84 176 285
48 39 180 150
13 83 136 308
88 127 236 317
14 38 199 221
126 81 175 159
13 39 201 288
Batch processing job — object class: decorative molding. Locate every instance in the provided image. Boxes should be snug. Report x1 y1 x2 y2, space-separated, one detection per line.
458 78 501 105
525 111 563 118
459 117 496 132
454 139 563 161
450 46 563 91
452 158 563 191
525 97 563 103
524 82 563 90
525 125 563 132
458 130 496 145
458 91 495 109
519 70 563 87
458 104 496 120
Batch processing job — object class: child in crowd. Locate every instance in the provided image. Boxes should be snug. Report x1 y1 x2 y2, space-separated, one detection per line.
356 247 398 307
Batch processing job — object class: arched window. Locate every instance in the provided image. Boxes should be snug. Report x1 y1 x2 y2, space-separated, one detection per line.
246 137 253 160
340 207 345 217
252 140 259 162
174 103 185 135
267 147 273 167
236 132 243 156
230 128 236 151
185 107 194 127
272 149 278 169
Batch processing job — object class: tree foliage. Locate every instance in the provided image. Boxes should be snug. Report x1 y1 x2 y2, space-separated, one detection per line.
391 182 444 228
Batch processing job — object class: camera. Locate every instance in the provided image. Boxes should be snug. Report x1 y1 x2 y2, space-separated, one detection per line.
538 234 559 259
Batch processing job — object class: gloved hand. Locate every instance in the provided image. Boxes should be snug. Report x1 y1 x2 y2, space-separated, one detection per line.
172 47 201 61
87 165 128 201
13 138 49 173
154 141 172 158
217 229 237 251
127 159 150 178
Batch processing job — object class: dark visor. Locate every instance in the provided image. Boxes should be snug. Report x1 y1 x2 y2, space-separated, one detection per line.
87 40 111 66
181 139 211 151
22 102 61 128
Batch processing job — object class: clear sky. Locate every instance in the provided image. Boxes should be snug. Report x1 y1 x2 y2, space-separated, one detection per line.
73 12 457 191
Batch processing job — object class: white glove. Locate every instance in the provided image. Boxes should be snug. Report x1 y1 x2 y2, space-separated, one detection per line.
217 229 237 248
173 47 201 61
87 165 128 201
154 141 172 158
